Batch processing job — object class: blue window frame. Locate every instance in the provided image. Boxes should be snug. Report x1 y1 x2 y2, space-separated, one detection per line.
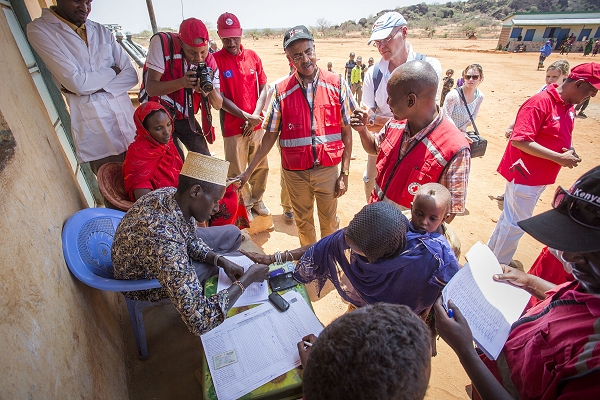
510 28 523 39
579 29 592 41
524 29 535 41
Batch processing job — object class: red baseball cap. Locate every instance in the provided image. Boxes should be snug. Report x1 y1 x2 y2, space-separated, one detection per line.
217 12 242 38
569 62 600 90
179 18 208 47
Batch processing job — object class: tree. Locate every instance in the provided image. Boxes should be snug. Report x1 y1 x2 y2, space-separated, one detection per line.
462 23 478 39
316 18 331 33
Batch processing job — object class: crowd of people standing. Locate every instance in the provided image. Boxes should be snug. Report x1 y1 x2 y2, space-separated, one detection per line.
26 1 600 398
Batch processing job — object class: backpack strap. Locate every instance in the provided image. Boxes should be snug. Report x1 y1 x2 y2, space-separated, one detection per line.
373 62 382 110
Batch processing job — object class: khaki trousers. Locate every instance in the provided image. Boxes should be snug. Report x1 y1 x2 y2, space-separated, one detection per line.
223 130 269 207
282 165 340 246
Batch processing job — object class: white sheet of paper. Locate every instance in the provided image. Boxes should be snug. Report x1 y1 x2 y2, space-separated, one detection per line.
217 255 269 307
442 242 531 360
201 291 324 400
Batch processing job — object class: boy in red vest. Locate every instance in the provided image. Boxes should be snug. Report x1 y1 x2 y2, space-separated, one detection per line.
139 18 223 159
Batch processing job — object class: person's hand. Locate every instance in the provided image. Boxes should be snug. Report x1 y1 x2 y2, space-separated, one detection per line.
464 132 474 144
433 297 474 357
241 114 263 137
350 109 369 133
505 122 514 138
235 170 251 189
297 334 317 368
334 173 348 198
557 148 582 168
239 249 272 265
220 258 244 282
492 264 530 288
111 65 121 75
244 263 270 284
181 70 199 89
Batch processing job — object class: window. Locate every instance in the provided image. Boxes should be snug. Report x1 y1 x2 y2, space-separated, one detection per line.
510 27 523 39
524 29 535 41
595 27 600 38
543 27 560 39
579 29 592 41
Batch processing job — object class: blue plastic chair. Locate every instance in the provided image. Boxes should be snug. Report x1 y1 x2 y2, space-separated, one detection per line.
62 207 167 360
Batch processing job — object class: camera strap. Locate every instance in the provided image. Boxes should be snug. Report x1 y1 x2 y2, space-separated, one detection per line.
185 88 198 133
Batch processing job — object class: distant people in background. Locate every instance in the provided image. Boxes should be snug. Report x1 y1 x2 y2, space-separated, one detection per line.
299 303 431 400
367 57 374 68
27 0 138 175
538 40 552 69
345 52 356 83
517 34 522 42
487 63 598 265
593 39 600 56
440 68 454 107
351 56 365 103
209 39 218 53
584 37 594 56
442 63 484 142
326 61 335 73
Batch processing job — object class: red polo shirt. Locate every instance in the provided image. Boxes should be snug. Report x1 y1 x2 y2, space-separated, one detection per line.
213 45 267 137
497 84 575 186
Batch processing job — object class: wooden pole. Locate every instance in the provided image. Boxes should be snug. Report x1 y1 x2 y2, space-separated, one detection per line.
145 0 158 34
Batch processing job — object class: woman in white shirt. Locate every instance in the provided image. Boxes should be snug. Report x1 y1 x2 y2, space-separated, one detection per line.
442 63 484 142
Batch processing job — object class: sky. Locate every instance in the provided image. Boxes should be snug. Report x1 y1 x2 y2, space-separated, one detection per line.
90 0 417 33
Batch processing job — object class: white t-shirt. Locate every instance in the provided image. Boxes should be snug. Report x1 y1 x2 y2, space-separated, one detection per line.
146 35 220 90
361 41 442 117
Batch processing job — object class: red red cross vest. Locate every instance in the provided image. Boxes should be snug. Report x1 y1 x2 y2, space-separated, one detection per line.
369 117 469 208
277 70 344 171
139 32 215 143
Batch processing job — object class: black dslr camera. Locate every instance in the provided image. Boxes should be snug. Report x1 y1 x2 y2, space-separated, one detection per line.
194 62 213 93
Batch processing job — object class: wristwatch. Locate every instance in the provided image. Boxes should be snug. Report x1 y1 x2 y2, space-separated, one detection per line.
368 113 376 126
341 170 350 176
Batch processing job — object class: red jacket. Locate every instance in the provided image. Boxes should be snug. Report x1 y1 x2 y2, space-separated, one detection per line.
370 118 468 208
139 32 215 143
277 70 344 171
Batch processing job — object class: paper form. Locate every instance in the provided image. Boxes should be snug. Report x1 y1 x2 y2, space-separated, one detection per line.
201 291 324 400
442 242 530 360
217 255 269 307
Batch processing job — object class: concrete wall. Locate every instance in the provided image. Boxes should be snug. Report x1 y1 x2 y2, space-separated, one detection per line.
0 1 130 398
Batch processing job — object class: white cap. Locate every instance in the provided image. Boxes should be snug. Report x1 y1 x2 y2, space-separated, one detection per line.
368 12 407 45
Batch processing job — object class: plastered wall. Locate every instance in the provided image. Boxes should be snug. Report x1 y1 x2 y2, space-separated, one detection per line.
0 1 130 397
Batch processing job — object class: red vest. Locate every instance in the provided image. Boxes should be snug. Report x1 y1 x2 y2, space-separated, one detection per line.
369 117 469 208
139 32 215 143
277 70 344 171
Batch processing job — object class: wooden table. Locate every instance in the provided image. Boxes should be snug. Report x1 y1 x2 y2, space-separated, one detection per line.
201 274 314 400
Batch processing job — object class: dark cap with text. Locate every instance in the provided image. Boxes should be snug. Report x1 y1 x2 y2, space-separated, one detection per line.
283 25 313 49
518 166 600 253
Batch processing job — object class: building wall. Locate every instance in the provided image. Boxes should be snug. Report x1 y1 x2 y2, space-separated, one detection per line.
0 1 129 398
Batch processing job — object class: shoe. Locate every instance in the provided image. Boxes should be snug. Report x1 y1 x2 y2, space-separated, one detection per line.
246 206 254 222
253 201 270 216
578 112 587 118
284 211 294 220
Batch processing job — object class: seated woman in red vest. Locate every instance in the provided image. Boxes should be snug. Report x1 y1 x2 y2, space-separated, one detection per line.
123 101 249 228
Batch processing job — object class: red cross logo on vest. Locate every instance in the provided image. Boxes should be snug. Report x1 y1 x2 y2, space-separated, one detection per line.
408 182 421 195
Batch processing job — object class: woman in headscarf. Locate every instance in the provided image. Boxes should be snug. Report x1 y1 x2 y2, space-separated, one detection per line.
584 37 594 56
123 101 249 228
538 40 553 69
242 202 460 317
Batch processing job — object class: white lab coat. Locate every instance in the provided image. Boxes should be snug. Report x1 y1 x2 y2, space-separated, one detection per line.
27 9 137 163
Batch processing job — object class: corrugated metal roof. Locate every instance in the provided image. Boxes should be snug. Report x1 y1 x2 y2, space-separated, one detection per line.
512 18 600 26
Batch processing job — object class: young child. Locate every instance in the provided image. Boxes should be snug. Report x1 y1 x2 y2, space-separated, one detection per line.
440 69 454 107
410 182 461 259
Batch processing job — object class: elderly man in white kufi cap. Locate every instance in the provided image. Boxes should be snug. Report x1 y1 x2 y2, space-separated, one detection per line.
112 152 269 337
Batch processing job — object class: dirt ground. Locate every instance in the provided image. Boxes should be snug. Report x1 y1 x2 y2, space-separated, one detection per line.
207 36 599 399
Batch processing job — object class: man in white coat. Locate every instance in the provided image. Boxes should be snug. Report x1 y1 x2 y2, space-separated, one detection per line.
27 0 137 174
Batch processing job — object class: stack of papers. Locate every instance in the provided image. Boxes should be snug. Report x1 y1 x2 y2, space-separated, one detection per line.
216 255 269 307
442 242 531 360
201 291 324 399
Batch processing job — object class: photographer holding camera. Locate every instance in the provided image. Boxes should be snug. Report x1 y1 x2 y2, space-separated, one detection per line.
140 18 223 158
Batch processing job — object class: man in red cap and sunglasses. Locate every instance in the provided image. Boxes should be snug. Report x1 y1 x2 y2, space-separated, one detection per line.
488 62 599 266
436 166 600 399
139 18 223 159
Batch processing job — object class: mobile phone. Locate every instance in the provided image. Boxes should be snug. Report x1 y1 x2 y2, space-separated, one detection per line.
269 272 298 292
268 292 289 312
269 268 285 279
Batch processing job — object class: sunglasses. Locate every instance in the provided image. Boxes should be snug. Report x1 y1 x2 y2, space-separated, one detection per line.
553 186 600 229
465 75 480 80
